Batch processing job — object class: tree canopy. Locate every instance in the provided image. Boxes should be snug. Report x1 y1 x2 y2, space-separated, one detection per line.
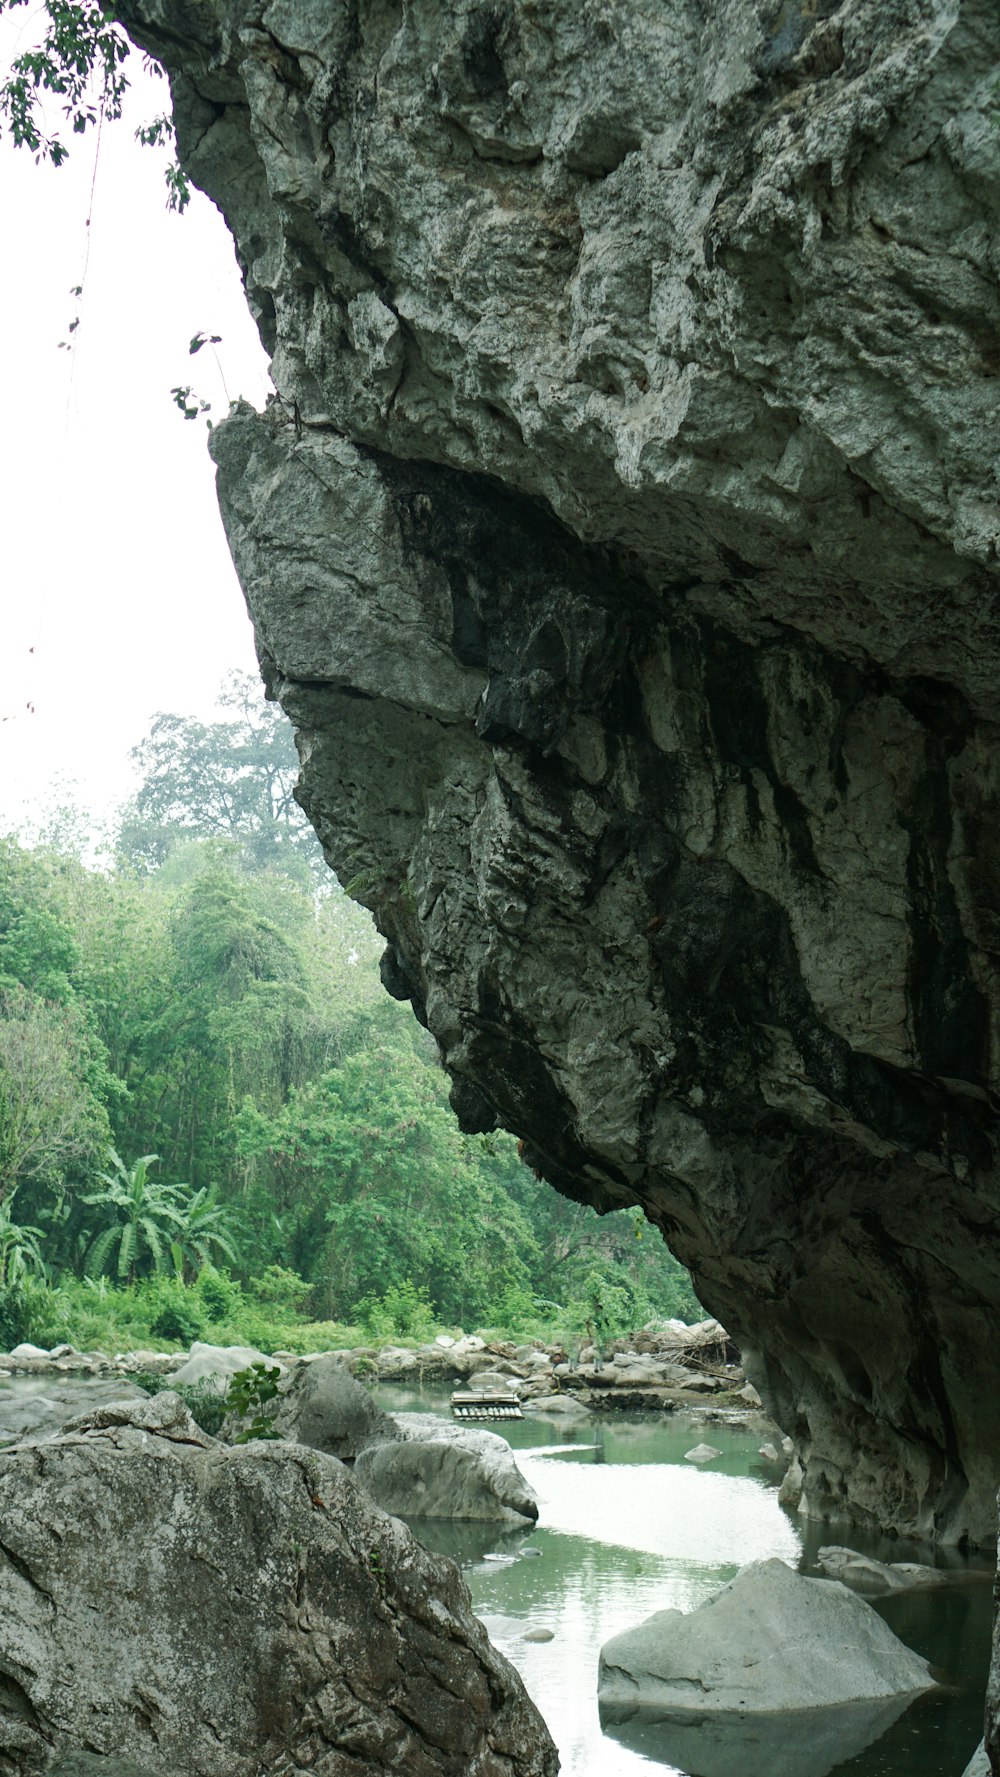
0 678 702 1341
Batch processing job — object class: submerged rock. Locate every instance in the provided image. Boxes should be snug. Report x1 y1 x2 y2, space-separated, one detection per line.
602 1693 923 1777
816 1544 960 1596
0 1394 556 1776
597 1558 936 1716
354 1412 539 1523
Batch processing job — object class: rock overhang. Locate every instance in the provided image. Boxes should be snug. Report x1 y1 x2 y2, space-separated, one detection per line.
115 0 1000 1545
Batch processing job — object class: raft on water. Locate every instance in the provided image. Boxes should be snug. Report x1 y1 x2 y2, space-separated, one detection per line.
450 1390 523 1421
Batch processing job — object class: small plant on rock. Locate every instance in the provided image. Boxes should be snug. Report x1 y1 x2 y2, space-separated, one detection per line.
227 1361 282 1443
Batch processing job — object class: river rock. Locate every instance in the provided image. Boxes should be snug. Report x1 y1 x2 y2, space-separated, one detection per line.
260 1353 401 1460
961 1743 989 1777
816 1544 956 1596
354 1413 539 1523
525 1395 592 1421
0 1392 556 1775
0 1380 148 1446
597 1558 937 1718
168 1342 283 1394
684 1443 723 1464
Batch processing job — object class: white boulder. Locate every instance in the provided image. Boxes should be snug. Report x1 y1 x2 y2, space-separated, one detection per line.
169 1342 284 1394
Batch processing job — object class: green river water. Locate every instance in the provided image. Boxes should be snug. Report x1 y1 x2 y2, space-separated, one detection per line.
378 1385 993 1777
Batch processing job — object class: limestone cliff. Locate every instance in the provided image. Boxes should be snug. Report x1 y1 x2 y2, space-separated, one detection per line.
119 0 1000 1546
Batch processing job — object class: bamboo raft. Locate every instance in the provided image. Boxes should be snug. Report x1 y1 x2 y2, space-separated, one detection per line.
450 1390 523 1421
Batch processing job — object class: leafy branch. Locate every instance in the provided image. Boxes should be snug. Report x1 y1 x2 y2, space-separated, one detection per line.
134 112 190 212
0 0 131 164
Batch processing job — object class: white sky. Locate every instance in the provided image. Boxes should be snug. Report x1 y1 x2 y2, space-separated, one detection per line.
0 24 273 840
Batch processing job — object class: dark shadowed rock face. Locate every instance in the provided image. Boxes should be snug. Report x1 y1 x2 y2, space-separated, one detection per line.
118 0 1000 1546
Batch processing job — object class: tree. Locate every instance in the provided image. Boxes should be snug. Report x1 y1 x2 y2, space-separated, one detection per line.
0 1200 47 1286
0 987 108 1207
118 673 324 882
235 1033 539 1323
0 1 191 208
168 1183 240 1280
0 0 129 164
80 1150 184 1282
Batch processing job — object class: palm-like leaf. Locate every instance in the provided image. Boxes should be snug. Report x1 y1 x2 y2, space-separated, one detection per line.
81 1151 188 1283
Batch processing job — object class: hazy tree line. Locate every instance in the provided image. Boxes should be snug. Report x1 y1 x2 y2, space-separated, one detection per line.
0 676 700 1349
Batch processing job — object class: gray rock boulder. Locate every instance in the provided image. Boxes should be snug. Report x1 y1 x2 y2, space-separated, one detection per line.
0 1381 147 1447
597 1558 937 1717
265 1353 401 1460
684 1443 722 1464
0 1393 556 1776
525 1394 592 1421
354 1413 539 1523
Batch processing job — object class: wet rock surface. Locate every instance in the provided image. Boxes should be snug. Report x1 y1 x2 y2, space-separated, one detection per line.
117 0 1000 1547
0 1393 557 1776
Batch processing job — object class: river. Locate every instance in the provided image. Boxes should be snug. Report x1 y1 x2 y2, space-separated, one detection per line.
378 1385 993 1777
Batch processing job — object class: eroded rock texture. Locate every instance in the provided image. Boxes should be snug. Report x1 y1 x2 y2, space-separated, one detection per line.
120 0 1000 1544
0 1394 556 1775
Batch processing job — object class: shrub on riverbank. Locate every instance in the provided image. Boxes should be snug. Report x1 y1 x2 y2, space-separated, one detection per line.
0 1260 694 1358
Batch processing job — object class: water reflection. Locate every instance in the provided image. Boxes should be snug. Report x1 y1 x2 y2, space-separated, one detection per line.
601 1695 920 1777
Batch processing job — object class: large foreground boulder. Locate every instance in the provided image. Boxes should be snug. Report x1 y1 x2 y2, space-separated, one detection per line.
354 1413 539 1523
598 1558 936 1717
0 1393 557 1776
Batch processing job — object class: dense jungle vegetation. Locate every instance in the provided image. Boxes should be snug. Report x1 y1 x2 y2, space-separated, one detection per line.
0 676 702 1355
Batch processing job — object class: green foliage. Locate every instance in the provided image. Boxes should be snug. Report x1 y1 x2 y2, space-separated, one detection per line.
0 0 130 164
168 1183 240 1279
131 1370 227 1437
227 1361 282 1443
0 1201 47 1287
0 1283 29 1350
0 680 704 1350
133 114 190 212
358 1279 437 1342
195 1265 243 1322
146 1279 205 1344
81 1150 184 1282
252 1264 312 1315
